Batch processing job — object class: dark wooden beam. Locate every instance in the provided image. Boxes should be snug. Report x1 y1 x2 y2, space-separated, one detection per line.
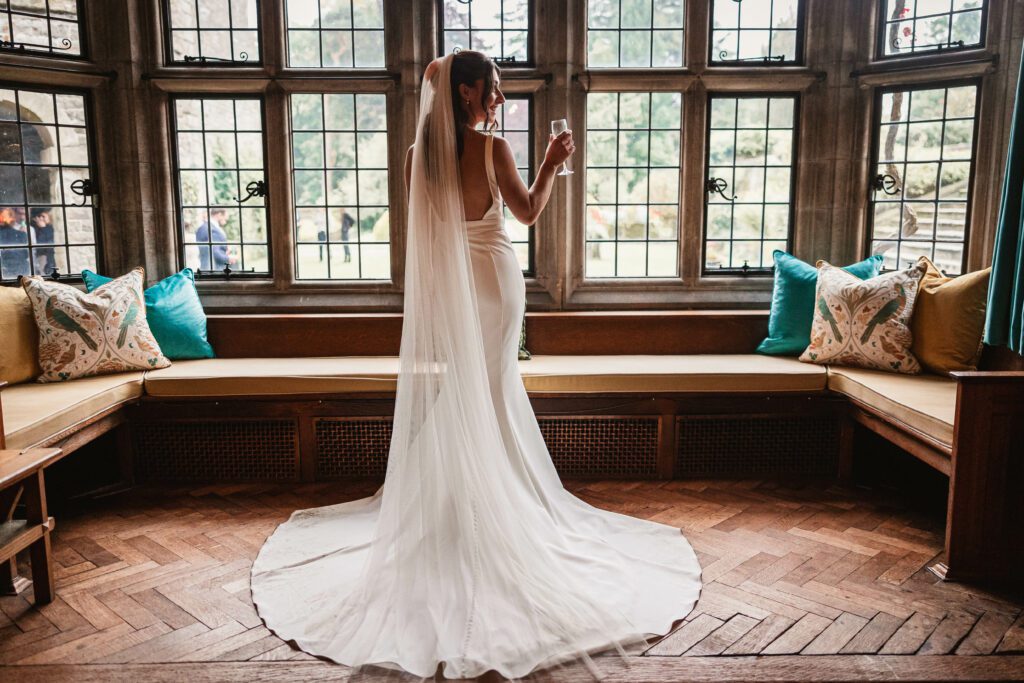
205 311 772 357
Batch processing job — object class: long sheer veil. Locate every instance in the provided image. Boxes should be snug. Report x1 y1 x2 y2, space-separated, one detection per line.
250 53 681 680
343 54 641 677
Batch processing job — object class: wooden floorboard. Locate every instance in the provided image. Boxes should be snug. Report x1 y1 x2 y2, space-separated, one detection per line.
0 480 1022 682
4 656 1024 682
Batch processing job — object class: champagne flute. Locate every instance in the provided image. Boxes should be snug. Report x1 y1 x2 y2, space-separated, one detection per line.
550 119 573 176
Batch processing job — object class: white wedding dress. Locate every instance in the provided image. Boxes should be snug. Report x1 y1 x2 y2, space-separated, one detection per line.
251 55 701 680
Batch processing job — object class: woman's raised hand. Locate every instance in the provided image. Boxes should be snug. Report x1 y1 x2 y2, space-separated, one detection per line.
544 130 575 170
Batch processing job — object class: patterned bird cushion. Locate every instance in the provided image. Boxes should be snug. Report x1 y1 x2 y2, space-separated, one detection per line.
22 267 171 382
799 259 928 374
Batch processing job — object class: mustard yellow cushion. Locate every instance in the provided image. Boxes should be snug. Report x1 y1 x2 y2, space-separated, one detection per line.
911 258 990 374
0 286 40 385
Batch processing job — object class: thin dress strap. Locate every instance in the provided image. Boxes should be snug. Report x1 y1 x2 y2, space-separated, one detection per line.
484 134 499 202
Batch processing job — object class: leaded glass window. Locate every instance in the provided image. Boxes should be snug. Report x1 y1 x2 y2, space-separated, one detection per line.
493 96 533 273
869 83 977 275
704 95 797 273
291 93 390 280
0 0 83 58
0 86 97 281
879 0 985 58
710 0 803 64
165 0 261 64
587 0 685 68
585 92 682 278
285 0 385 68
440 0 530 65
172 97 270 276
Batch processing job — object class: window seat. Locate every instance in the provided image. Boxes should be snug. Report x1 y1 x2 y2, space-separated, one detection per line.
827 366 957 450
140 354 828 398
0 373 144 450
0 308 1021 586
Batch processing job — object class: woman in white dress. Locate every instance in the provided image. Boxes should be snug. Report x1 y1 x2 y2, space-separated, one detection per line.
251 51 702 680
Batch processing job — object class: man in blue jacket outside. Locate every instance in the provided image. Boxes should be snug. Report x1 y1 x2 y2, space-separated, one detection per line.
195 208 236 272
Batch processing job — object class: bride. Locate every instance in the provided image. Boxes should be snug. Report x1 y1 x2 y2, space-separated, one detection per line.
251 51 702 679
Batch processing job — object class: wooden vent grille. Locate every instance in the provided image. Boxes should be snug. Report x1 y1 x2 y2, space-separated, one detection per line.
538 417 659 478
315 418 393 479
134 420 298 482
675 416 838 477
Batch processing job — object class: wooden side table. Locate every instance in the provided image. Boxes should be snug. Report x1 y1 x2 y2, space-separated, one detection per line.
0 448 62 605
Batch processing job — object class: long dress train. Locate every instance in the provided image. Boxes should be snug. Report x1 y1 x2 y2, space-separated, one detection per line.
250 67 701 680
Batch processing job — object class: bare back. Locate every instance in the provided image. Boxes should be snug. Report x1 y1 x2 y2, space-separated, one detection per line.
458 129 497 221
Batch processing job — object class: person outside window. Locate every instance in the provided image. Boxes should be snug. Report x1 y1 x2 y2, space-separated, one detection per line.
0 207 31 279
195 208 237 272
30 208 56 275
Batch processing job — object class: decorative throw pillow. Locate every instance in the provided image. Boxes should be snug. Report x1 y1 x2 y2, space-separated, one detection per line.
22 268 171 382
0 286 41 384
83 268 215 360
910 258 991 374
757 250 884 356
800 259 927 374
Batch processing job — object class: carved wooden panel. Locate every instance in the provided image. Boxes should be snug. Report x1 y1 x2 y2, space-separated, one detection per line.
675 416 839 477
134 420 299 482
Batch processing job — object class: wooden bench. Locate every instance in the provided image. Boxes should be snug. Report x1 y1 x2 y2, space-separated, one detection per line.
1 312 1022 587
0 390 60 604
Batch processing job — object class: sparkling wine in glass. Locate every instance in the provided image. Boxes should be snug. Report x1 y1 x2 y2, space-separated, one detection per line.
550 119 573 176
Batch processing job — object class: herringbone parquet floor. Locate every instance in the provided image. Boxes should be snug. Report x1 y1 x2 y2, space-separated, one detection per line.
1 479 1023 682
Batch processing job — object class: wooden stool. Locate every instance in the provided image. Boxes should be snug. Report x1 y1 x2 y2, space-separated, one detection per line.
0 447 61 605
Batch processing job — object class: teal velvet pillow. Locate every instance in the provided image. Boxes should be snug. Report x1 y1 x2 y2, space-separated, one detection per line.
82 268 215 360
756 251 884 356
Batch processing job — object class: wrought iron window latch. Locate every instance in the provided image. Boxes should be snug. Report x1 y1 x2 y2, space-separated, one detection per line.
235 180 267 204
716 53 786 63
70 178 99 207
706 177 736 202
196 265 256 279
183 53 250 63
890 37 965 52
872 173 900 195
0 38 73 53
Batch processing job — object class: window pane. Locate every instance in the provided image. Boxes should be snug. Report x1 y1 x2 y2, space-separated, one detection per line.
286 0 385 68
167 0 260 63
870 84 977 275
291 93 391 280
173 97 269 276
587 0 684 68
880 0 985 57
0 1 83 57
711 0 802 64
704 95 796 273
0 87 97 281
585 92 681 278
493 97 533 273
441 0 530 64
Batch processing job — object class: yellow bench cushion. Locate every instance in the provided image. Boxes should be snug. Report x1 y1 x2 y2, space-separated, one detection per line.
826 366 956 447
143 358 401 397
2 372 145 449
521 355 826 393
142 354 827 397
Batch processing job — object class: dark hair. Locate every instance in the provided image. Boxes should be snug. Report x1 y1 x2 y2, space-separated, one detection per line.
30 208 50 221
211 208 228 217
449 50 499 159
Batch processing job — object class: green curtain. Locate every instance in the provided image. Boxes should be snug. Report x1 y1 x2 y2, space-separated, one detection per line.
985 47 1024 353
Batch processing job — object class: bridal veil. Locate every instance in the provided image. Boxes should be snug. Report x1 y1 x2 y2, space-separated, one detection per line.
250 53 702 679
